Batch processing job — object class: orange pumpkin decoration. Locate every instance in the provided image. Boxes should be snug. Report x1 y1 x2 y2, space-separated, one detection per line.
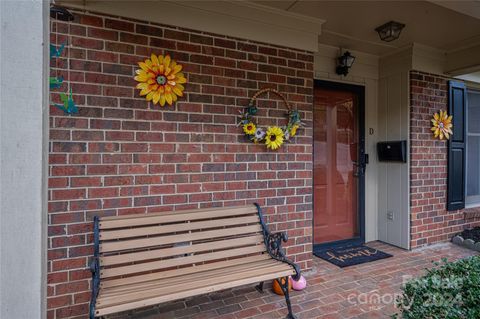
272 277 292 296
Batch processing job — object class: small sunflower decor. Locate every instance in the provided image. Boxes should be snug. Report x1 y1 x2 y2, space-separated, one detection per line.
134 54 187 106
239 88 303 150
431 110 453 140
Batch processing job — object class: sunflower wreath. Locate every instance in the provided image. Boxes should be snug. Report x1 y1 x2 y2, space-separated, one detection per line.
238 88 304 150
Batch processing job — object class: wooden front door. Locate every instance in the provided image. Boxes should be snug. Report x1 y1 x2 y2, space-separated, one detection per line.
313 81 365 246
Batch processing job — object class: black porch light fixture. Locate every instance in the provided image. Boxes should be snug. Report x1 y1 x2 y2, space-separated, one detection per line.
375 21 405 42
335 51 356 76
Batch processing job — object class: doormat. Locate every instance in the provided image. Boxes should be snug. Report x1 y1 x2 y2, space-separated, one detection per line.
314 245 392 268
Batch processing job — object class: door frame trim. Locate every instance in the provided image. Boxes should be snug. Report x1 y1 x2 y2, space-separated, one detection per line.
312 79 366 250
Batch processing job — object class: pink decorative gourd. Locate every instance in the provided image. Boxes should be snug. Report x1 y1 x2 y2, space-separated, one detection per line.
291 275 307 291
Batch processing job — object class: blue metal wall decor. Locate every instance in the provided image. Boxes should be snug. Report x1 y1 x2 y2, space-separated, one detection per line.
50 43 66 58
50 5 78 115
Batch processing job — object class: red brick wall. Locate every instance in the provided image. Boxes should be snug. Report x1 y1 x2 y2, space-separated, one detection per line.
410 70 480 248
48 10 314 318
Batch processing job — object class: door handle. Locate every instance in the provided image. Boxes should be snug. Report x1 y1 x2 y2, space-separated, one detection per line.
353 155 367 177
353 154 369 168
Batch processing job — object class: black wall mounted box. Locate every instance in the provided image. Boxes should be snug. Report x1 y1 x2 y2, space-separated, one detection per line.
377 140 407 162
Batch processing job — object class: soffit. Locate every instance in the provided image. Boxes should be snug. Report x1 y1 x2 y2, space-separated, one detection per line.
456 71 480 83
256 0 480 56
427 0 480 20
57 0 325 51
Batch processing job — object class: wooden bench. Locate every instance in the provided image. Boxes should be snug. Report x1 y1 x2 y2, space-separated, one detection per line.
89 203 301 319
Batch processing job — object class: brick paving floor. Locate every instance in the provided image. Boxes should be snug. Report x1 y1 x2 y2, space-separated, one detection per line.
113 242 477 319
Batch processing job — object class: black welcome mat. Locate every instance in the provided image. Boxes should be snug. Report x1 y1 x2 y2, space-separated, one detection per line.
314 245 393 268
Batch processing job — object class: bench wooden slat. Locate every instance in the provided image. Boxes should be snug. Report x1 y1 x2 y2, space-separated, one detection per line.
100 224 262 253
100 205 255 221
100 234 264 266
100 215 260 240
100 259 281 297
99 206 257 229
101 259 278 295
96 269 293 316
100 245 266 278
99 263 291 302
96 263 293 311
100 254 271 289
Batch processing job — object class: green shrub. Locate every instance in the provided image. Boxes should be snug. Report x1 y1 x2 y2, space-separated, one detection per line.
394 256 480 319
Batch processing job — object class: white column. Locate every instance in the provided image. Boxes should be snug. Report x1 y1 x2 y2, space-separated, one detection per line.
0 1 48 318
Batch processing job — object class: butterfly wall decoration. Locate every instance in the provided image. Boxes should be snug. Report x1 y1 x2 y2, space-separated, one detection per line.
50 43 66 58
53 88 78 115
49 76 64 89
50 40 77 115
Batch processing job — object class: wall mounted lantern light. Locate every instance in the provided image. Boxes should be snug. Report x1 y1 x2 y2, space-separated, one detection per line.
375 21 405 42
335 51 356 76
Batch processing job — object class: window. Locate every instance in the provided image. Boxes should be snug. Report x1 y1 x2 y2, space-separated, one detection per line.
466 90 480 206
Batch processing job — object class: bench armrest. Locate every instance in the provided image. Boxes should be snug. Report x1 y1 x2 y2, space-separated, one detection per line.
265 231 288 258
254 204 301 281
265 231 301 280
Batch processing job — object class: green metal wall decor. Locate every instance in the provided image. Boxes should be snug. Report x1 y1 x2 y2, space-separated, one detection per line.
50 5 77 115
53 88 78 115
49 76 64 90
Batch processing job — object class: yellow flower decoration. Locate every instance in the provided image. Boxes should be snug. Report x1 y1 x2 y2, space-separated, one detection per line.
265 126 284 150
243 122 256 135
290 124 299 137
134 54 187 106
431 110 453 140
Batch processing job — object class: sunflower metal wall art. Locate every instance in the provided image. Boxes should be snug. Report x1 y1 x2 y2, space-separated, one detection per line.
134 54 187 107
431 110 453 140
238 88 303 150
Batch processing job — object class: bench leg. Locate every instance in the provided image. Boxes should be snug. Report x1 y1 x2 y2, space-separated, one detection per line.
255 281 264 293
280 277 296 319
89 303 95 319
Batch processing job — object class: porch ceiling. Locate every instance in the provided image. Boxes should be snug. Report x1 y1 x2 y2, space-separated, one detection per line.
428 0 480 20
255 0 480 56
56 0 480 76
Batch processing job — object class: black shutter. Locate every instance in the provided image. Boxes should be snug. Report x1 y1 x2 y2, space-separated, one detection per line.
447 81 467 211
